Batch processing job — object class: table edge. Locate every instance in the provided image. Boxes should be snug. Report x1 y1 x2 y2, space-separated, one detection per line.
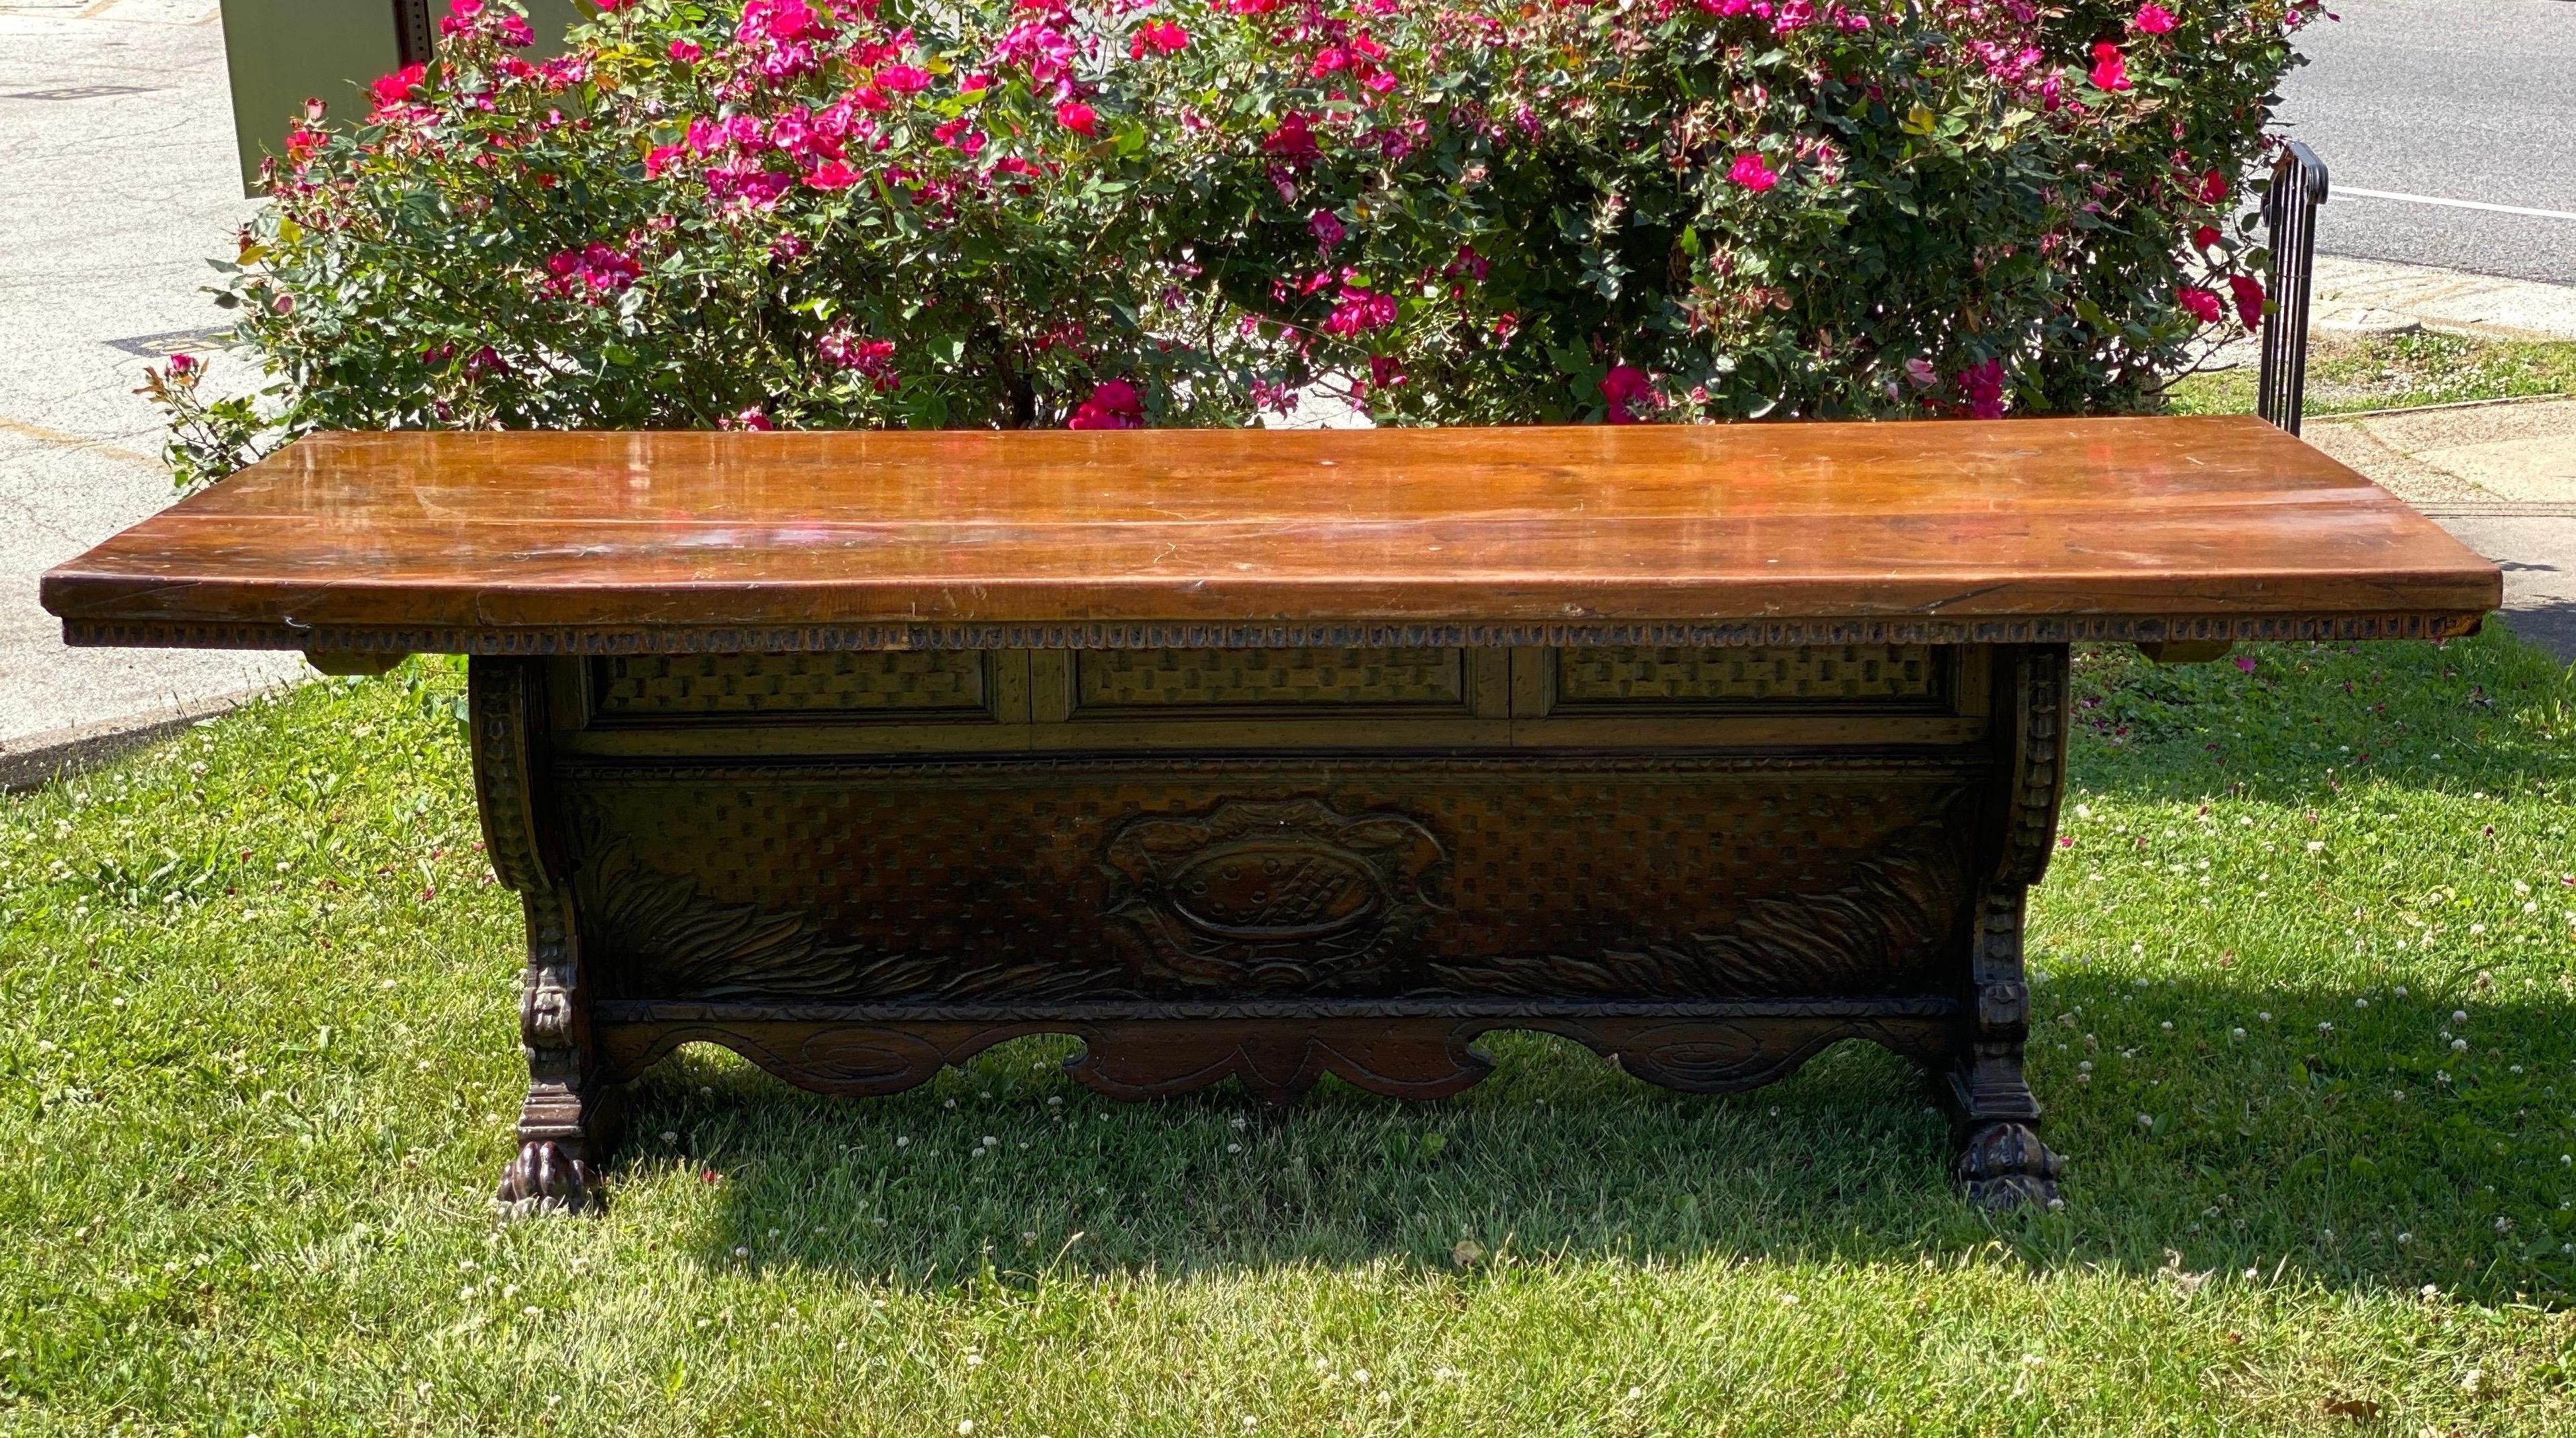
56 612 2490 654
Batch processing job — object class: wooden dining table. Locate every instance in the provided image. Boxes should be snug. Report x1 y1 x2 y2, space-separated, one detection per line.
40 417 2500 1214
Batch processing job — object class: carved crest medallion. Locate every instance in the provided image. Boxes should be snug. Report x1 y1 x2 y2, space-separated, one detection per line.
1101 799 1448 994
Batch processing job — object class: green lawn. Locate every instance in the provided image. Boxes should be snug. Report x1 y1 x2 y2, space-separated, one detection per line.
4 636 2574 1434
2167 330 2576 418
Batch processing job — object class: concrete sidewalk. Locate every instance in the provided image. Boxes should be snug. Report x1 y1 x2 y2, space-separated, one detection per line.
0 0 303 786
2306 398 2576 661
2312 256 2576 344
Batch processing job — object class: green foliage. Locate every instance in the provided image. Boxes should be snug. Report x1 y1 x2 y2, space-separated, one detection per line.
161 0 2318 484
134 354 268 493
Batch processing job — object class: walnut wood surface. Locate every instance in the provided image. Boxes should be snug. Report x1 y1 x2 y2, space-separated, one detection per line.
42 418 2497 654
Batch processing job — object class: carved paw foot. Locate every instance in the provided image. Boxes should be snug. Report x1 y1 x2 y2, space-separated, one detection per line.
495 1139 602 1216
1955 1120 2063 1210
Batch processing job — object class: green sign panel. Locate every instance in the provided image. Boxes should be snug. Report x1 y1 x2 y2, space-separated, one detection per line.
217 0 585 195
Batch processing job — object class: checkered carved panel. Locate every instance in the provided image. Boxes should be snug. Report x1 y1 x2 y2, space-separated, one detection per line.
1077 649 1465 708
1557 645 1938 704
563 765 1967 982
592 653 988 715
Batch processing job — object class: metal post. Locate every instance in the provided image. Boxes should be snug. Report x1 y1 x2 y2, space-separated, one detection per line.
2258 141 2330 437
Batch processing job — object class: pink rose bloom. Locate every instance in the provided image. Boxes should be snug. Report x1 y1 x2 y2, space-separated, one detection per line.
2132 3 2177 34
1260 111 1321 164
2089 42 2130 92
2196 168 2229 204
1600 365 1656 424
805 159 860 190
726 407 775 431
644 144 685 179
2228 273 2267 328
1322 283 1397 337
2176 285 2224 324
1309 209 1346 252
876 64 932 95
371 63 427 107
820 327 901 391
1055 101 1098 136
1067 379 1145 430
668 39 703 62
1130 20 1188 58
1726 153 1778 191
736 0 818 46
1959 359 2006 419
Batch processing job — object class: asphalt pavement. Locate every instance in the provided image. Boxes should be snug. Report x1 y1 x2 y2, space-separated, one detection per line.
2278 0 2576 284
0 0 302 783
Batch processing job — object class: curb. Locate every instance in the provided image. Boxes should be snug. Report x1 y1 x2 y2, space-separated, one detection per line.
0 683 291 793
2311 393 2576 423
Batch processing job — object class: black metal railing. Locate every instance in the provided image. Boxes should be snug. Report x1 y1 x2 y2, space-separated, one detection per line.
2258 141 2330 436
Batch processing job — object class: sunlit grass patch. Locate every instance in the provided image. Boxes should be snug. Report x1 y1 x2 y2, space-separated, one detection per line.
2 635 2572 1433
2168 330 2576 417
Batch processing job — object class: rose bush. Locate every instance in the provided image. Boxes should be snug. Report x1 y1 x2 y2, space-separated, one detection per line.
164 0 2324 483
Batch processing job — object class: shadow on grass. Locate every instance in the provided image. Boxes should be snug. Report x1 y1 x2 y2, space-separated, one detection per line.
2063 632 2571 804
603 632 2573 1297
616 963 2576 1303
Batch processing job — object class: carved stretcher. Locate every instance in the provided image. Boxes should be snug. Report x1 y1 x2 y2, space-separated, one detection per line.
41 420 2499 1212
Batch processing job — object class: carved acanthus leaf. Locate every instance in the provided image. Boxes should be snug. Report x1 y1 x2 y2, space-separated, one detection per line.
1428 813 1971 999
573 838 1128 1002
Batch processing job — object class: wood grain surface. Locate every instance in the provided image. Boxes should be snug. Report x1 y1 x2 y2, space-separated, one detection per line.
40 418 2499 653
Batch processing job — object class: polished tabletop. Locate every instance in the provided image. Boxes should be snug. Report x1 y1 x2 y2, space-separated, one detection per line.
40 418 2501 653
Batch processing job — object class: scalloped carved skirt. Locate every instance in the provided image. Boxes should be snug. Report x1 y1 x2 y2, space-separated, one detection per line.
477 642 2069 1212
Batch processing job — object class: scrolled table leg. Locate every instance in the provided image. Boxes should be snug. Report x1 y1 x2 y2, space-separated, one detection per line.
495 892 624 1216
473 657 623 1216
1941 643 2069 1210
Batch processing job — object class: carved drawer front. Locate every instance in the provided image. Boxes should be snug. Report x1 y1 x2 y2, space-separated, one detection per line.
1072 647 1468 712
590 653 993 719
559 764 1977 1004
